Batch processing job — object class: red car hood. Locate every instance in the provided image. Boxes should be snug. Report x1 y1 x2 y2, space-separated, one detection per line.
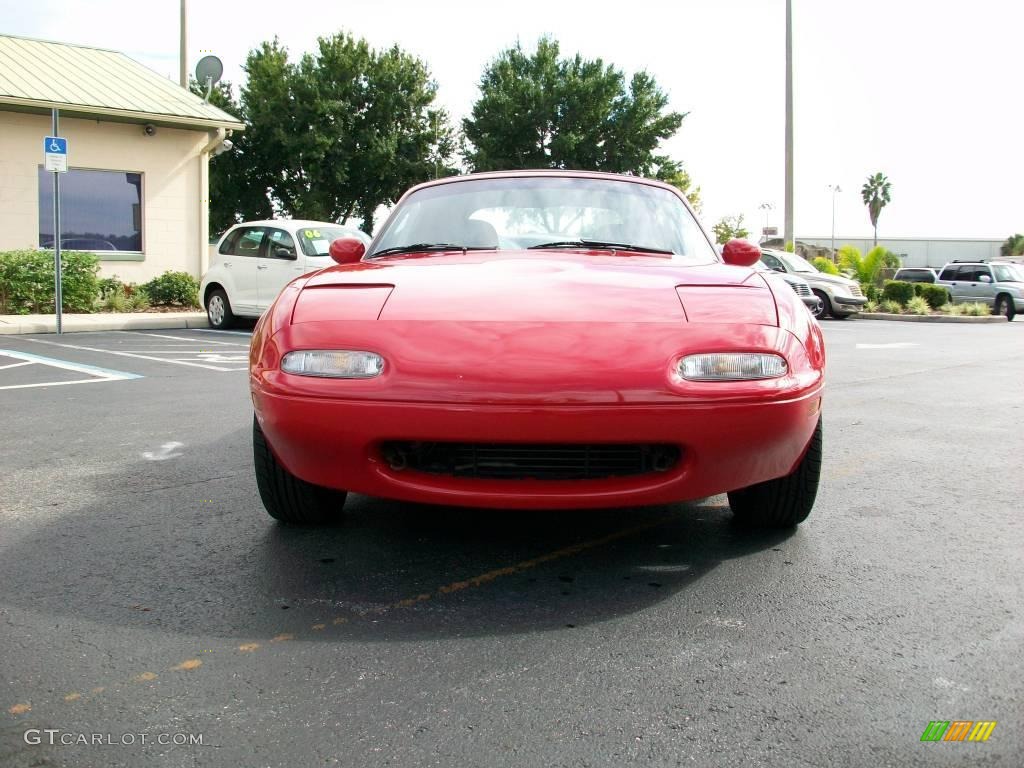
299 252 775 325
260 253 807 405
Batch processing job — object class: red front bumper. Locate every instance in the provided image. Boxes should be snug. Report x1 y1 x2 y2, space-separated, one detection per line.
252 388 822 510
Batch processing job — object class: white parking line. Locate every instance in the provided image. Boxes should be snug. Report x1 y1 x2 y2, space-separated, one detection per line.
192 328 254 337
124 331 248 347
0 348 142 390
856 342 919 349
19 338 243 372
0 361 33 370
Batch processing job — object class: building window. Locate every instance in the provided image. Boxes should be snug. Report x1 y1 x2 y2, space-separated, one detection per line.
38 168 143 252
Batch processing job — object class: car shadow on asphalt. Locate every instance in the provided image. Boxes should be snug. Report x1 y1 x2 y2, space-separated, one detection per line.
247 499 796 641
0 423 796 644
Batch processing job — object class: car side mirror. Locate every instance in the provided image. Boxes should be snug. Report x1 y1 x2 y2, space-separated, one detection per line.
978 274 992 283
274 247 296 260
329 237 366 265
721 239 761 267
772 267 786 273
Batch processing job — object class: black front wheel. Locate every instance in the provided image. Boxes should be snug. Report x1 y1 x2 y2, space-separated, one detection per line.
995 294 1016 321
253 417 347 524
206 288 235 330
728 417 822 528
810 290 830 319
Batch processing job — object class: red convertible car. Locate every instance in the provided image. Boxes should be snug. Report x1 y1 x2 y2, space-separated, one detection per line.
249 171 825 528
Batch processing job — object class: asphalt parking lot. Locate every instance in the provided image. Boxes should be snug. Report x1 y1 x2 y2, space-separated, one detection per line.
1 320 1022 767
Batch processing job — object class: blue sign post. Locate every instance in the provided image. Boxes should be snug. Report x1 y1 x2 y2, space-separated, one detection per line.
45 113 66 333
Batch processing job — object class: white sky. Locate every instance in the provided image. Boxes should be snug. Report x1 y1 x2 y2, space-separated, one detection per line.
5 0 1022 240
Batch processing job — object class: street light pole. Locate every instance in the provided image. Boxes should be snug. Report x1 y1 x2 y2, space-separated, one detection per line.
783 0 794 248
179 0 188 88
828 184 841 258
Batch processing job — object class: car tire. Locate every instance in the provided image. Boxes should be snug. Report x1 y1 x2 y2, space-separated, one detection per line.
253 416 347 524
995 294 1016 321
811 290 830 319
728 416 822 528
206 288 235 330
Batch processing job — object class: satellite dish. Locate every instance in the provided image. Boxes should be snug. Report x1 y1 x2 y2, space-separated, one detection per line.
195 55 223 100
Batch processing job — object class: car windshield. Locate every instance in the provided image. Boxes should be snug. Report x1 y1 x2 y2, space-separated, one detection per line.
993 264 1024 282
777 252 819 274
369 176 717 263
297 226 367 257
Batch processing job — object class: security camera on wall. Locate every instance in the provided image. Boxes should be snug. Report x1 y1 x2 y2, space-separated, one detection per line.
143 123 156 137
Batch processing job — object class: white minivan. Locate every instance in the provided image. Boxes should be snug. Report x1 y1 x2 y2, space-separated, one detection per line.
200 220 370 328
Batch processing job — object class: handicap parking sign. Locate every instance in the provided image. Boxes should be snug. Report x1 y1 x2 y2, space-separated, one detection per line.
44 136 68 172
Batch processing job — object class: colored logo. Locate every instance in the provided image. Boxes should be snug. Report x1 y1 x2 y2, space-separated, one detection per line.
920 721 997 742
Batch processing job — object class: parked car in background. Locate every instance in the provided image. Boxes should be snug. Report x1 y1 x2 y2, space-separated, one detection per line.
250 171 825 528
759 248 867 319
936 261 1024 320
893 267 938 284
754 261 823 314
200 220 371 328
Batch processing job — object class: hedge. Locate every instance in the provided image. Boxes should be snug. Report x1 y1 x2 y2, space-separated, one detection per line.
141 271 200 307
0 249 99 314
913 282 951 309
881 280 915 305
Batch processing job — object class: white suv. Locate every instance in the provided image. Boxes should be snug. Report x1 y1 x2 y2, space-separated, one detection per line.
200 220 370 329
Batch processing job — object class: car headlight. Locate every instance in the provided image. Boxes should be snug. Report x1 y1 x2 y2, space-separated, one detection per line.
678 353 788 381
280 350 384 378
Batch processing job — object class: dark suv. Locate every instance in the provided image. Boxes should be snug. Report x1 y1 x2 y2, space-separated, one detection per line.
892 267 937 284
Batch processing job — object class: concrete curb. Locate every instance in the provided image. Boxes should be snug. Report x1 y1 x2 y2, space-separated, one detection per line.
0 312 209 335
858 312 1009 324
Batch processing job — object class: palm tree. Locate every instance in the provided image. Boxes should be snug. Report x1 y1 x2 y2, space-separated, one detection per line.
861 172 892 247
1000 233 1024 257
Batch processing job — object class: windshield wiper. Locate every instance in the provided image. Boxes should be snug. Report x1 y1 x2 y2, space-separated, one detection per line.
369 243 492 258
526 239 674 255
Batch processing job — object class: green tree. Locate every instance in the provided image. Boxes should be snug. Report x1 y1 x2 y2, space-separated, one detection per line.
1000 233 1024 257
837 244 899 284
711 215 749 245
462 37 695 192
201 34 456 236
861 172 892 246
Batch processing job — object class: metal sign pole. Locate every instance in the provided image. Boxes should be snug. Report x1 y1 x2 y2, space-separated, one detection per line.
51 108 63 334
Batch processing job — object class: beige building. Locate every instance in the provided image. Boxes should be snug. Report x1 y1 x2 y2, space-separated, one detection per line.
0 34 244 282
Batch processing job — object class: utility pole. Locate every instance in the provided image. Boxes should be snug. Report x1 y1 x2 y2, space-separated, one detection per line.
784 0 794 248
828 184 841 258
179 0 188 88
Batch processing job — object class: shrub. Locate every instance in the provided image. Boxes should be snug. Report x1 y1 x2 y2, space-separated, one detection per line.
882 280 915 305
864 299 880 312
962 302 992 316
861 282 880 302
96 280 150 313
0 249 99 314
904 296 930 315
916 284 950 309
98 275 123 300
880 299 903 314
940 303 963 315
127 289 150 312
838 245 900 285
812 257 839 275
142 271 200 307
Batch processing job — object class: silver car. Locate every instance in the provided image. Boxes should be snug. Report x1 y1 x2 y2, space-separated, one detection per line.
936 261 1024 320
755 262 822 314
760 248 867 319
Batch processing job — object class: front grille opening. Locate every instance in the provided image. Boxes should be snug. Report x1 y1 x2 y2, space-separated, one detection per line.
380 441 681 481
